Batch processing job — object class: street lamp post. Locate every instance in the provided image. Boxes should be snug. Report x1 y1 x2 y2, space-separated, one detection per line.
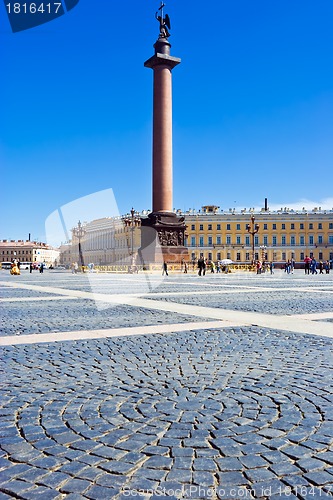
123 208 141 273
246 216 260 266
72 220 86 269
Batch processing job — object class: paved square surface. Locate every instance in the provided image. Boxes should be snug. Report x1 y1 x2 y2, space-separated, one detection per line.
1 269 333 499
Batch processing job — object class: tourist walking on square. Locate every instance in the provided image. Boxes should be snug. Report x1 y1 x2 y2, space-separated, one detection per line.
310 258 317 274
290 258 295 274
184 261 188 273
269 262 274 274
304 255 311 274
319 261 324 274
162 261 168 276
285 260 291 274
210 261 215 273
325 260 330 274
198 257 205 276
71 262 78 274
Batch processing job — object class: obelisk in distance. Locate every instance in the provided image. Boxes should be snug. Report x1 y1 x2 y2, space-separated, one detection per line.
141 1 187 263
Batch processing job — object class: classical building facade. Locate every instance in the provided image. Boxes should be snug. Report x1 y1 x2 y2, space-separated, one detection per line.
0 240 60 266
184 206 333 265
66 206 333 267
70 216 141 267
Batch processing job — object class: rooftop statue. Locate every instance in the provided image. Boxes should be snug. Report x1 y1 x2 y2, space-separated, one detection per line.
155 1 171 38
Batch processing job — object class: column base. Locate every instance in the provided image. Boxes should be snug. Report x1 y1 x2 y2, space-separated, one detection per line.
139 212 188 264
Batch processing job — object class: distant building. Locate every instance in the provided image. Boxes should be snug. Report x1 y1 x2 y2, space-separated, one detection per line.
0 240 59 266
58 242 72 267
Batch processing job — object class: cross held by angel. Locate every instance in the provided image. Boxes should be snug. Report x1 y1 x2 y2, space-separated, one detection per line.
156 1 171 38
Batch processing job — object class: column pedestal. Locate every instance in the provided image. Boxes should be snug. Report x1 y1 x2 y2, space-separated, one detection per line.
140 212 188 264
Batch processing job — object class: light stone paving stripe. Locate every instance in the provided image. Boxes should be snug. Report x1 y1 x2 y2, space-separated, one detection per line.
2 280 333 341
290 311 333 320
0 320 232 346
118 296 333 339
0 296 79 303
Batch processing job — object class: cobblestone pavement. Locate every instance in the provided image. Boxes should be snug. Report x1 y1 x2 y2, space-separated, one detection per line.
0 270 333 499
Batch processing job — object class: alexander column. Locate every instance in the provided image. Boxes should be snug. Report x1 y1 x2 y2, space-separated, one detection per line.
141 1 187 263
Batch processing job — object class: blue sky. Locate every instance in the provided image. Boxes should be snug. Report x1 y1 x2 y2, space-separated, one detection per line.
1 0 333 243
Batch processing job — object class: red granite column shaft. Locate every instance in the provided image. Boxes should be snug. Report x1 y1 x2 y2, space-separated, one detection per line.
152 64 173 213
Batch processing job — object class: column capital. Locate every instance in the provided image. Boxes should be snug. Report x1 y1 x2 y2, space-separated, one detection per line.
144 52 181 70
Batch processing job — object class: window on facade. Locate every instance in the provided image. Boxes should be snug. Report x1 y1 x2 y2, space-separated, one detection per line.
226 224 231 230
300 236 305 245
329 223 333 229
236 236 241 245
300 252 304 260
191 236 196 247
217 224 221 230
227 252 231 259
318 235 323 244
310 252 313 258
217 252 221 260
272 224 276 230
300 223 304 229
254 236 259 245
282 252 286 260
255 252 259 260
291 223 295 229
208 236 213 246
236 252 241 261
290 236 295 246
208 252 212 261
282 236 286 246
319 252 323 260
191 252 195 260
246 252 250 261
309 235 314 245
245 236 250 246
216 236 221 245
236 224 240 230
263 236 268 245
199 236 204 247
318 223 322 229
208 224 212 230
329 235 333 245
199 224 203 231
309 223 313 229
226 236 231 245
281 223 286 230
191 224 195 230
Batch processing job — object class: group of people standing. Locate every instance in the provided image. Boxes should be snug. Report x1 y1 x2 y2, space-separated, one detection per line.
9 260 45 275
304 255 330 275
